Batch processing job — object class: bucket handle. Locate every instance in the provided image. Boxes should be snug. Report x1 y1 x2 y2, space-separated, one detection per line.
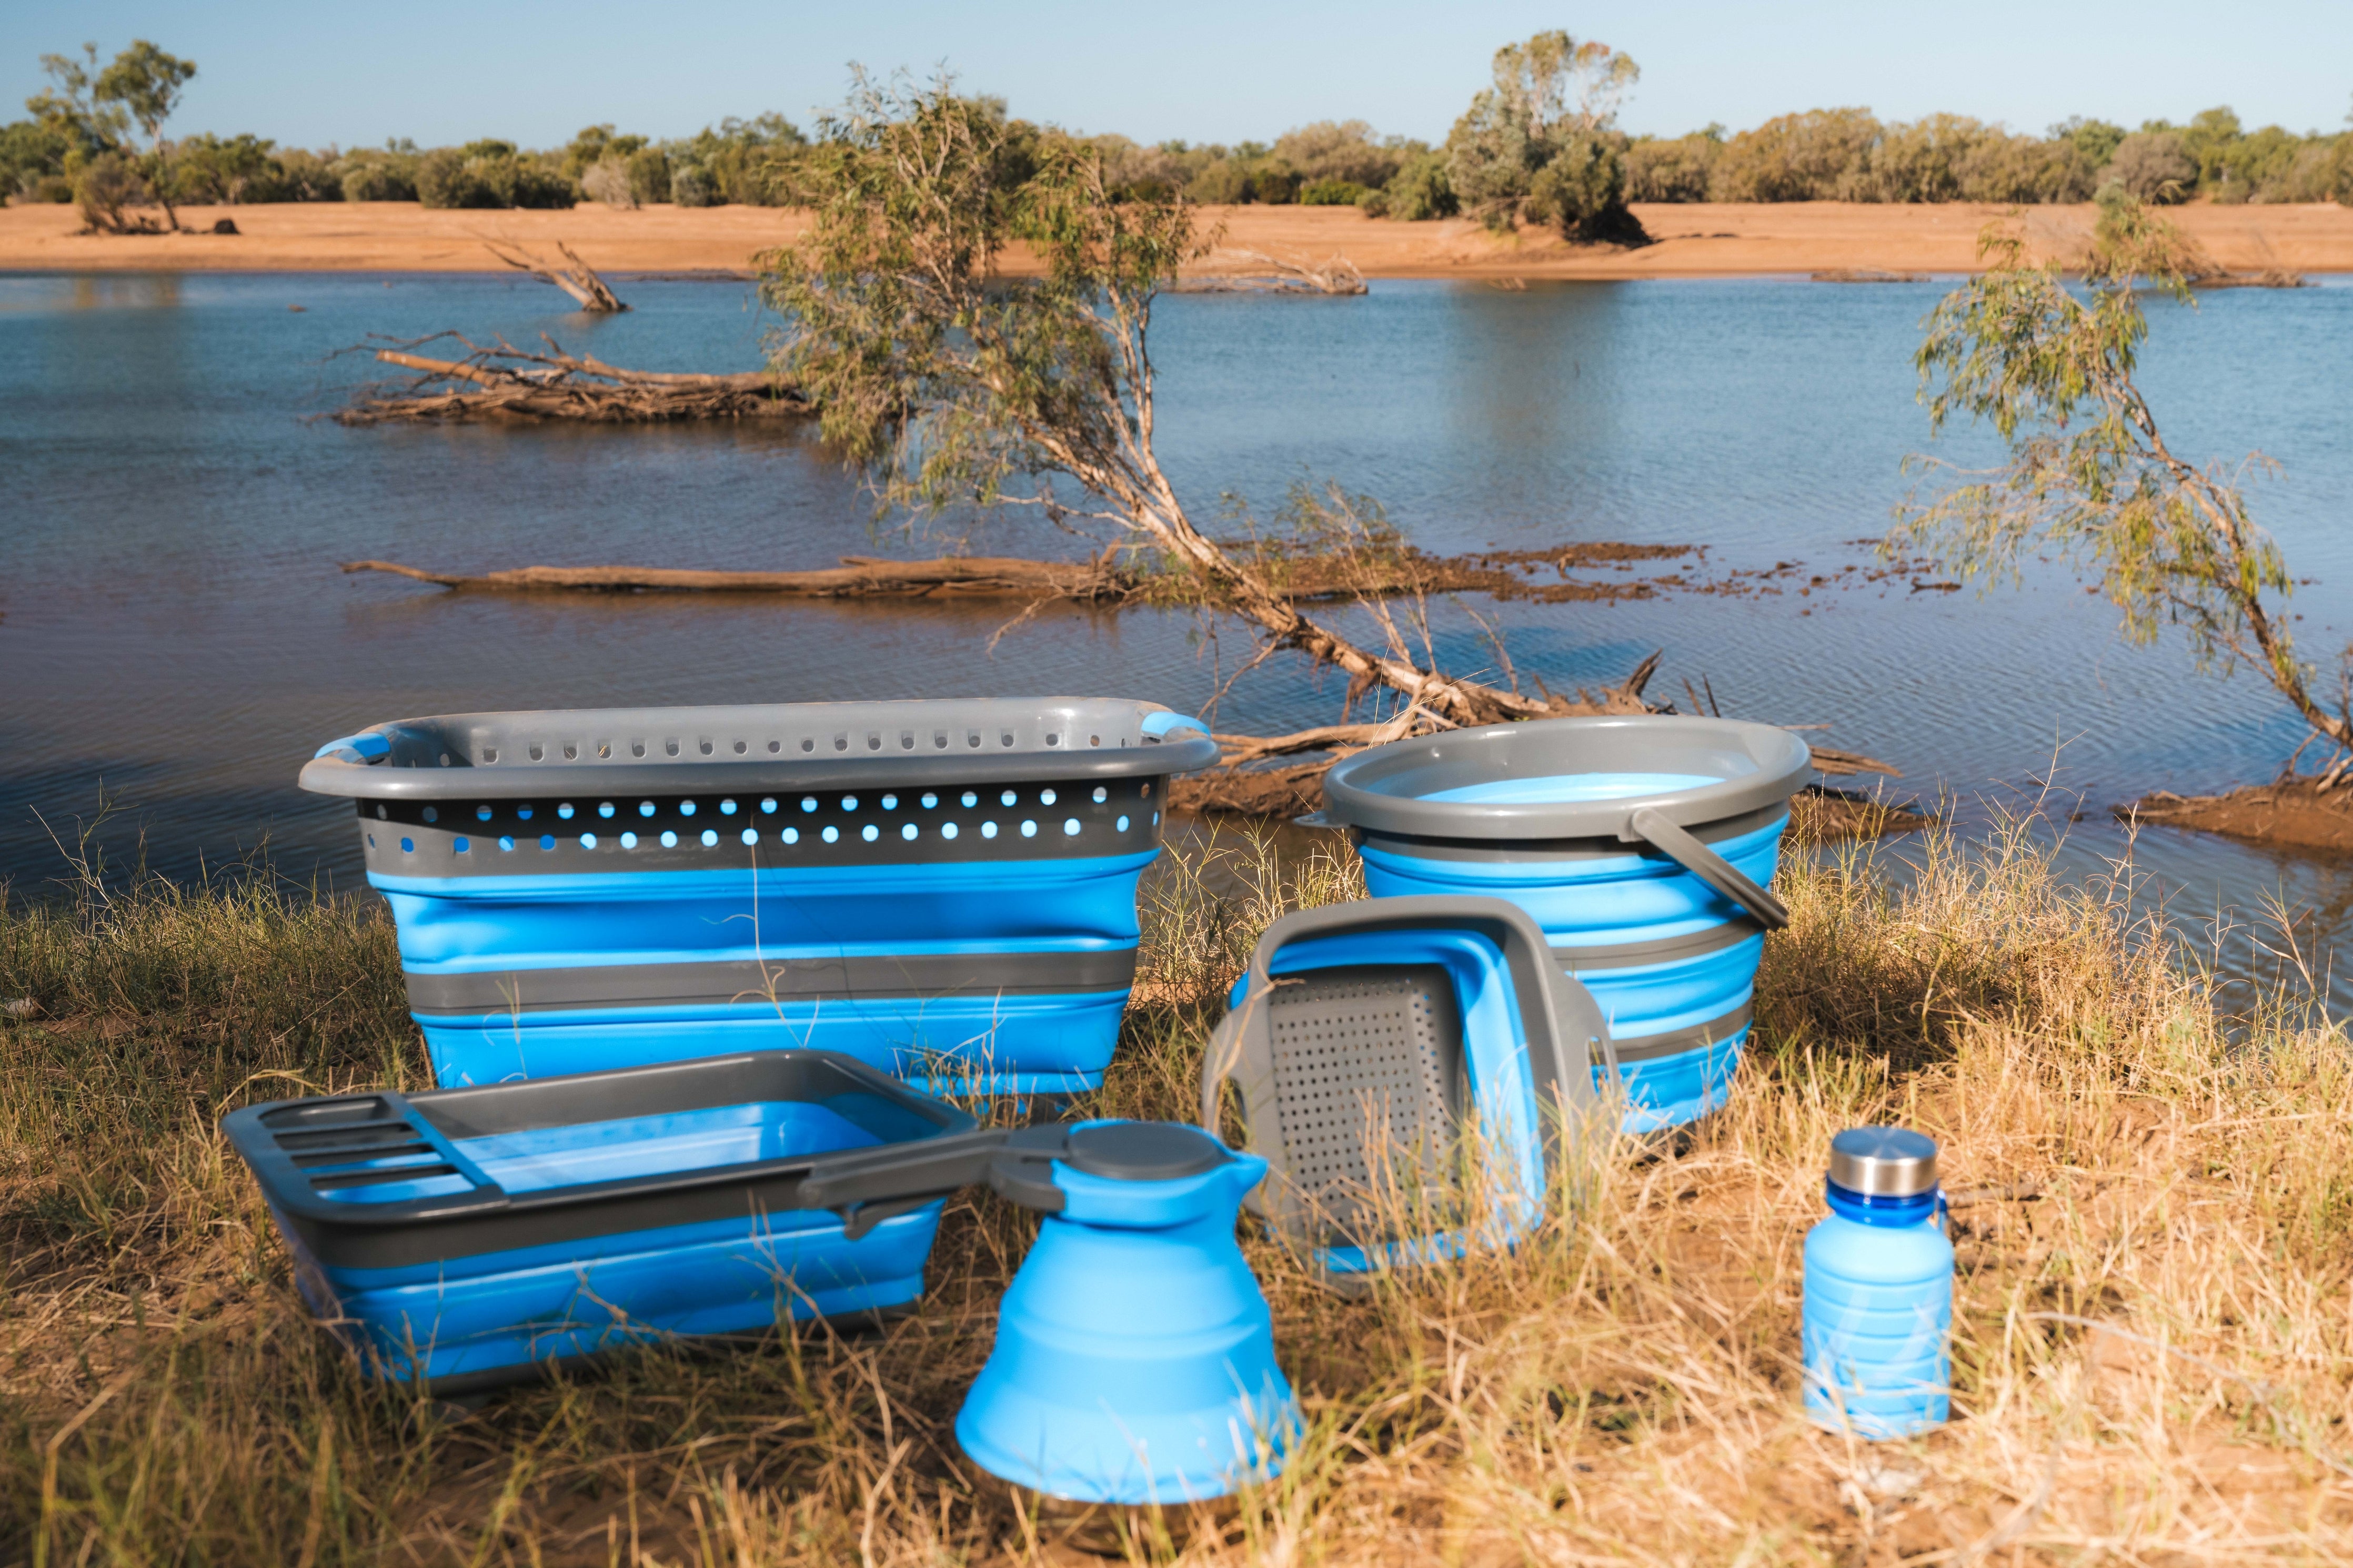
1627 807 1789 931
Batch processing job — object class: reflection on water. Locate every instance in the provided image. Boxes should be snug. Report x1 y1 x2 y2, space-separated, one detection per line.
3 270 2352 1013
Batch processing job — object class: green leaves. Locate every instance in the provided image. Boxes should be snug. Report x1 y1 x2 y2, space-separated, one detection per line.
1895 200 2322 740
760 74 1207 532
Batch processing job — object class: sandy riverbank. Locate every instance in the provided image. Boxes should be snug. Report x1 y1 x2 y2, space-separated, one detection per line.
5 199 2350 279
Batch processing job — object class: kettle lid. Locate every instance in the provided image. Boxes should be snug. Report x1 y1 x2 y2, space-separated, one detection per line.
1063 1122 1230 1182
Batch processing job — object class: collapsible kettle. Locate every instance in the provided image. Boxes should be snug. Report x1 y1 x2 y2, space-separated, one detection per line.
802 1119 1299 1505
1802 1126 1953 1439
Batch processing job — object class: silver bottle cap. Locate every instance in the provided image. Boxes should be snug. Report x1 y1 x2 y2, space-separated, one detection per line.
1827 1127 1938 1197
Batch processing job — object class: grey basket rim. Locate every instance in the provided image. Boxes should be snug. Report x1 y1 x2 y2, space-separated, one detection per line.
1319 715 1813 842
298 697 1219 801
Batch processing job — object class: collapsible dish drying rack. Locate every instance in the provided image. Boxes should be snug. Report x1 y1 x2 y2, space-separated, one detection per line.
223 1050 982 1394
300 699 1219 1096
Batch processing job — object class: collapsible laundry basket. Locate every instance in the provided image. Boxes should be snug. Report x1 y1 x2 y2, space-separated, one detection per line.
1198 896 1608 1288
1316 716 1810 1133
223 1050 980 1393
300 699 1218 1094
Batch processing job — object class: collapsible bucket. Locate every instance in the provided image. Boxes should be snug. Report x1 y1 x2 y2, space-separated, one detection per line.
1199 896 1608 1288
223 1050 979 1393
1316 716 1810 1132
299 699 1218 1095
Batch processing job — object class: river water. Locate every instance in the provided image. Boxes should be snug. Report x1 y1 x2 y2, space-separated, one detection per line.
4 269 2351 1009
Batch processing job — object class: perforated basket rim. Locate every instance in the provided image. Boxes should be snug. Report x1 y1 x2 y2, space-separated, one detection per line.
300 697 1219 801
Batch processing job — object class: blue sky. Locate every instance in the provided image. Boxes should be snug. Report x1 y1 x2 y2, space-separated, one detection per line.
4 1 2348 151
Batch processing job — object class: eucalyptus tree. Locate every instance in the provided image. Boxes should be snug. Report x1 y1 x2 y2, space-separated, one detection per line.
1893 198 2350 762
761 75 1552 726
94 40 196 228
1445 30 1642 239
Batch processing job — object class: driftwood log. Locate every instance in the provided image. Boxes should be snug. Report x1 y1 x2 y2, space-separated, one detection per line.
481 239 628 312
1171 653 1899 818
1174 249 1369 296
338 541 1693 605
340 557 1126 600
334 334 808 424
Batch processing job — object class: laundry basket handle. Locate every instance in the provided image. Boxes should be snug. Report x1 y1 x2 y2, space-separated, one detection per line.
1627 807 1789 931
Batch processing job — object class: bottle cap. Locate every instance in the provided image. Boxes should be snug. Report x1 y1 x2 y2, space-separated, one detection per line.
1826 1126 1938 1197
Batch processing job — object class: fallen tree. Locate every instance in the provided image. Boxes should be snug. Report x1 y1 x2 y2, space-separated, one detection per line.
761 84 1673 731
1168 654 1900 816
480 238 628 312
1173 249 1370 295
337 537 1692 606
334 333 808 424
340 555 1125 600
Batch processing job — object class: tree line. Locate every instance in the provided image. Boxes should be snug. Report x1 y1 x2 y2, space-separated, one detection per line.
5 35 2349 237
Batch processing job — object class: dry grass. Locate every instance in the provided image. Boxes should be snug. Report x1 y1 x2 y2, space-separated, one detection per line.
5 816 2353 1564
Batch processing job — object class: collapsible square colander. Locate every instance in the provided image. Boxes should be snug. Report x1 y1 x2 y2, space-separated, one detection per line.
1199 896 1611 1288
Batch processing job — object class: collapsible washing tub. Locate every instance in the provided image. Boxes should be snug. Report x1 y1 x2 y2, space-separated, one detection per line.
300 699 1218 1094
1199 897 1607 1288
223 1050 981 1393
1315 716 1811 1132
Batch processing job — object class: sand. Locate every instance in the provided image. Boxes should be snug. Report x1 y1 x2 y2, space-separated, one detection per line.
4 199 2350 279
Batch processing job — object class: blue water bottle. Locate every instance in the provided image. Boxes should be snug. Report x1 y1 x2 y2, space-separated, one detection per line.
1802 1126 1953 1439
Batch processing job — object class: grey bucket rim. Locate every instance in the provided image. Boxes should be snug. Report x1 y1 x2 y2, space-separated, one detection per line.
1319 714 1813 843
299 696 1219 802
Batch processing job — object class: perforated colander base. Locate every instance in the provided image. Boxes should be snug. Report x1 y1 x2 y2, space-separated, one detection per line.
1265 964 1463 1233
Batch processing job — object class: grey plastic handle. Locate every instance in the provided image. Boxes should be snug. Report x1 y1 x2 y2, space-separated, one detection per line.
1627 806 1789 930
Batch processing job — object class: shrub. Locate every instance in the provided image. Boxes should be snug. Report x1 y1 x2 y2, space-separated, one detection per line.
1250 161 1299 204
270 146 344 201
626 145 670 204
173 131 277 204
2225 124 2305 202
1376 148 1457 219
1272 120 1405 189
416 145 575 210
1856 113 1989 202
2052 115 2127 170
338 156 413 203
1445 94 1539 228
670 161 717 207
72 149 148 230
561 123 645 180
2272 136 2353 204
414 147 484 208
671 113 807 205
507 159 575 209
1298 177 1365 206
1184 158 1251 204
1955 133 2099 203
1 117 81 204
1710 107 1878 200
2103 130 2195 203
1525 129 1637 241
1624 133 1716 201
581 156 633 208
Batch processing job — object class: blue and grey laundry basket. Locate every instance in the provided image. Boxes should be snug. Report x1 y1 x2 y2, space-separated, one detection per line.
1316 716 1811 1132
300 699 1218 1094
222 1050 985 1393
